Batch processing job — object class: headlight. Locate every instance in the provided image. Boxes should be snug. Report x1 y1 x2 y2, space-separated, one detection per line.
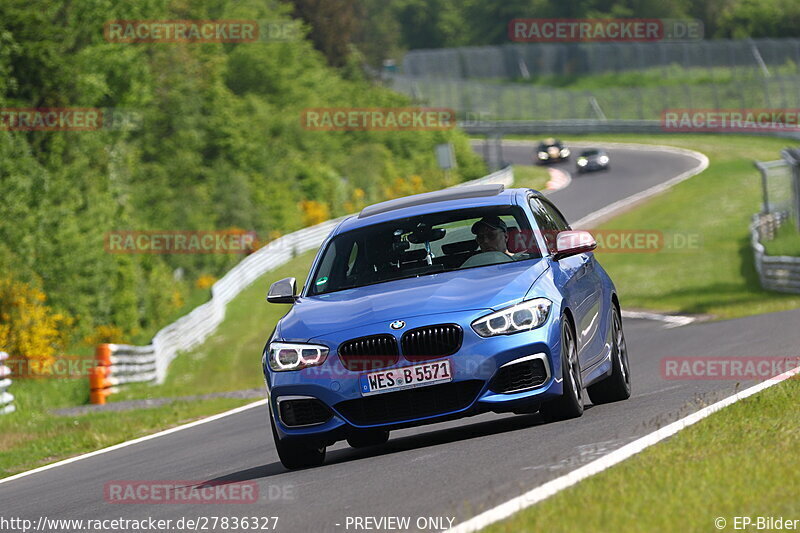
538 151 548 159
598 155 609 164
560 148 570 157
267 342 329 371
577 158 588 166
471 298 552 337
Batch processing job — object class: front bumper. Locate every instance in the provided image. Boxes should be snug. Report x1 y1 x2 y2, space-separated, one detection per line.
578 161 608 172
265 309 566 443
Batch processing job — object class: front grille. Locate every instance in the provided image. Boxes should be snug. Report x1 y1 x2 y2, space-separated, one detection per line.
489 358 548 394
401 324 462 362
278 398 332 427
339 334 399 371
335 380 483 426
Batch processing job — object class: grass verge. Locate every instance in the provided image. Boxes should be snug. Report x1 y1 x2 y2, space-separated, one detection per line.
485 376 800 533
513 164 550 191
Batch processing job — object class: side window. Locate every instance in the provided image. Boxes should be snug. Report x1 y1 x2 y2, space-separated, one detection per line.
539 198 571 231
529 197 562 254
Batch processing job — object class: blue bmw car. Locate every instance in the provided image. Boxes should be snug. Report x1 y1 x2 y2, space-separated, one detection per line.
262 184 631 469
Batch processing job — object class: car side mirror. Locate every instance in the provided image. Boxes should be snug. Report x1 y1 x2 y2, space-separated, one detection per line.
553 231 596 260
267 277 298 304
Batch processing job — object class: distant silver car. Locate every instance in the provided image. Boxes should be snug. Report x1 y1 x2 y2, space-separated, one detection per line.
576 149 610 173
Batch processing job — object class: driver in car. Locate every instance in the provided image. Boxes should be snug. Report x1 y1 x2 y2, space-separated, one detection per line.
471 216 516 258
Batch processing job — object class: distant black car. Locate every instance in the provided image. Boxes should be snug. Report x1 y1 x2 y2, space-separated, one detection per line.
535 138 570 164
576 149 610 173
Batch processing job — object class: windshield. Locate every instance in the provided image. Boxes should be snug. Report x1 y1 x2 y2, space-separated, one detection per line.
539 142 561 150
307 206 542 296
581 149 600 156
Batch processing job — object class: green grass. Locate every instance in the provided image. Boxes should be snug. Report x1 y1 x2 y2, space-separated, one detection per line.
763 218 800 256
509 133 800 319
513 164 550 191
485 377 800 533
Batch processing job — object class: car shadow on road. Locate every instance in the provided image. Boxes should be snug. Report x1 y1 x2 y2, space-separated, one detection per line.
200 408 593 483
326 405 595 467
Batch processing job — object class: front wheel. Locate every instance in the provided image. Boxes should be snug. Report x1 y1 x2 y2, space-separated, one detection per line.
540 317 584 421
270 409 326 470
587 306 631 404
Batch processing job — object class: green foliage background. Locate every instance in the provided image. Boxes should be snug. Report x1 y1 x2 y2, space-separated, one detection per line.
349 0 800 66
0 0 485 345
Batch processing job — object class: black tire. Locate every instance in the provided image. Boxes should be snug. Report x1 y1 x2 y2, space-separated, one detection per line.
270 409 326 470
540 317 584 421
587 306 631 404
347 429 389 449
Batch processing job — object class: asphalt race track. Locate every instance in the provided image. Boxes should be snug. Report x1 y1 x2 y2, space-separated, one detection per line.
4 140 799 532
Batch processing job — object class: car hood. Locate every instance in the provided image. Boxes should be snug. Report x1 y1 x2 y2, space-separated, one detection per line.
279 259 550 340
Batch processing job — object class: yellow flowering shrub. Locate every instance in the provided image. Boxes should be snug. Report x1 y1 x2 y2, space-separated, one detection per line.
383 175 426 200
195 274 217 290
0 277 72 375
83 324 124 346
300 200 330 226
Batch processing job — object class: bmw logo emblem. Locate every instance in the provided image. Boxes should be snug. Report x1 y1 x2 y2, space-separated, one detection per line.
390 320 406 330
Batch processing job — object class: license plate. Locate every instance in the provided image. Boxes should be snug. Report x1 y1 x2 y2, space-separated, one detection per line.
360 360 453 396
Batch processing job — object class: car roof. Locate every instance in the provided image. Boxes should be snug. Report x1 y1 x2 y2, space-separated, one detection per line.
333 186 538 236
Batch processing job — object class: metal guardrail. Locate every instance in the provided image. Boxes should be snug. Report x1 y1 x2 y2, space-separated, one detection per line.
751 212 800 294
88 167 515 403
0 351 14 415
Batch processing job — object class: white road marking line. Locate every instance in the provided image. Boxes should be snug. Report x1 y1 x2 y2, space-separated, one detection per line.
621 310 696 328
633 384 684 398
446 364 800 533
0 399 267 486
